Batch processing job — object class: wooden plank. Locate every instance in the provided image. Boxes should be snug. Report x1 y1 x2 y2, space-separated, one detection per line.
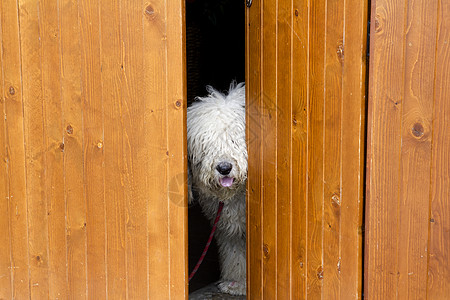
397 0 438 298
306 0 326 297
291 0 309 298
119 0 149 298
0 9 12 297
246 0 263 297
247 0 367 298
365 0 406 297
276 0 292 298
78 0 107 298
261 0 277 298
144 0 170 298
322 0 344 298
18 0 50 298
100 0 127 299
39 1 68 298
1 1 30 298
59 0 87 298
428 0 450 297
340 0 367 298
166 1 188 298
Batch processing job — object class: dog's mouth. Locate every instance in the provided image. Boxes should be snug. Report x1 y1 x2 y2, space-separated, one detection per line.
219 176 234 187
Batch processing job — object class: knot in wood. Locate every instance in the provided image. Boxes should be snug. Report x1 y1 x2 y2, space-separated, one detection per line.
336 43 344 63
411 123 424 138
66 125 74 135
374 16 382 33
9 86 15 95
331 193 340 206
263 244 270 259
317 266 324 279
145 5 155 19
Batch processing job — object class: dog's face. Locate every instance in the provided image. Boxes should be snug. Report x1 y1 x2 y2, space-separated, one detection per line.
187 83 247 201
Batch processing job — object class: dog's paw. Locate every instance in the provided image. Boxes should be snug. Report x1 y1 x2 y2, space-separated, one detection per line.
217 280 246 296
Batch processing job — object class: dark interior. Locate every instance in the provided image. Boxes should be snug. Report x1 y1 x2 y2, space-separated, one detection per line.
186 0 245 293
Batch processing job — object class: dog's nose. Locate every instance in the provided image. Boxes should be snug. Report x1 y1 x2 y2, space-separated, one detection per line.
216 162 232 175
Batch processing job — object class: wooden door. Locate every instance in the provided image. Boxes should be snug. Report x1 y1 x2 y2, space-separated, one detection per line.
245 0 368 298
0 0 187 299
365 0 450 298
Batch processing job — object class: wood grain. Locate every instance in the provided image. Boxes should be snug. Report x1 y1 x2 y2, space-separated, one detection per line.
1 1 188 299
144 0 170 298
291 0 309 298
276 0 292 298
18 0 50 298
365 0 406 297
0 4 12 296
1 1 30 298
261 0 277 298
397 0 437 297
100 0 127 298
59 0 87 298
323 0 344 298
78 0 107 298
39 1 68 298
246 0 367 298
366 0 450 299
340 0 367 298
306 0 326 297
166 0 189 298
246 0 263 297
120 0 149 298
427 0 449 298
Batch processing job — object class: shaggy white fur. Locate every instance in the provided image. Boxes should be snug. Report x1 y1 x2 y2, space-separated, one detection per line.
187 82 247 296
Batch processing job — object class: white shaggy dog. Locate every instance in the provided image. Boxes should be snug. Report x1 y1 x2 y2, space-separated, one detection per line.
187 82 247 296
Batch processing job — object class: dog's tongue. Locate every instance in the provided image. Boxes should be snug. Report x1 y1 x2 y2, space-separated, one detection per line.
220 176 234 187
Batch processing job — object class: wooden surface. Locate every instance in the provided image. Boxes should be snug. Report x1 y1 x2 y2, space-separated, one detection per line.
245 0 368 298
366 0 450 299
0 0 188 299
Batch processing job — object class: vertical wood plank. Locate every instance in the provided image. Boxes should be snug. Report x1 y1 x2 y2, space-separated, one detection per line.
428 0 450 297
144 0 170 298
100 0 127 298
78 0 107 298
323 0 344 298
39 1 68 298
1 0 30 298
120 0 149 298
0 8 12 296
247 0 367 298
1 1 188 299
261 0 277 298
340 0 367 298
246 0 263 297
365 0 406 297
60 0 87 298
365 0 450 299
166 0 188 298
276 0 292 298
18 0 50 298
291 0 309 298
397 0 438 298
307 0 326 297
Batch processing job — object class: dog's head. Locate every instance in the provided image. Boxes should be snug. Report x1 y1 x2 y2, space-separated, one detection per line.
187 82 247 201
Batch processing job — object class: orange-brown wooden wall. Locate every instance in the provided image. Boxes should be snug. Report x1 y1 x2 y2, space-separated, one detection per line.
246 0 368 298
365 0 450 298
0 0 187 299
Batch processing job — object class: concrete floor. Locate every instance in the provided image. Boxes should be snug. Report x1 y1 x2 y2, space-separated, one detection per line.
189 283 246 300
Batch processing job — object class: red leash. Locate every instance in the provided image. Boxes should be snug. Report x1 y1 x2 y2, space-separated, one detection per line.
189 201 224 281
